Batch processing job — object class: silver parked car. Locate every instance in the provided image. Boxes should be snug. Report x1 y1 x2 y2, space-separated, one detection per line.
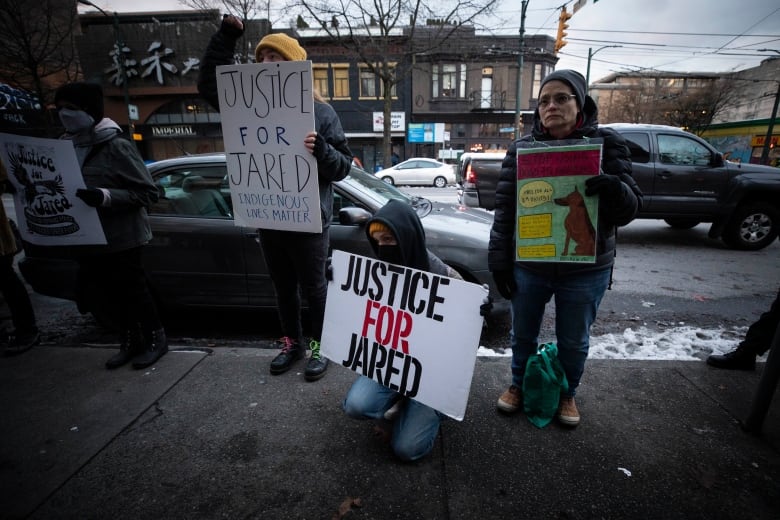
19 154 504 327
375 158 456 188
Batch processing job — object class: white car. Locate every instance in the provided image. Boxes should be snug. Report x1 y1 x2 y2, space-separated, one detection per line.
375 158 456 188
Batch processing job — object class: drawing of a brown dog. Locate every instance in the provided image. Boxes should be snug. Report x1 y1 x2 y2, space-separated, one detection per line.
554 186 596 256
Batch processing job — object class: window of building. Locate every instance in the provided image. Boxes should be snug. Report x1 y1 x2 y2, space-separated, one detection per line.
478 123 500 137
360 65 377 98
313 65 329 98
358 63 397 99
333 65 350 99
532 64 553 99
479 67 493 108
147 98 220 124
432 63 466 98
452 123 467 138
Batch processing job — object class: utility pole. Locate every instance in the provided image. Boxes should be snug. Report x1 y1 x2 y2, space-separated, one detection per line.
514 0 529 137
760 81 780 166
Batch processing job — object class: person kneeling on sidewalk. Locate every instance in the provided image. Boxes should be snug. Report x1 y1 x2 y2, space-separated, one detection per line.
341 200 491 461
707 287 780 371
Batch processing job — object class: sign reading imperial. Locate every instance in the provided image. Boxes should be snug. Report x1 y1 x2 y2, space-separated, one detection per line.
152 125 196 137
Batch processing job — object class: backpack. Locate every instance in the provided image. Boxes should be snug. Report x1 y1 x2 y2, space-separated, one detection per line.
522 342 569 428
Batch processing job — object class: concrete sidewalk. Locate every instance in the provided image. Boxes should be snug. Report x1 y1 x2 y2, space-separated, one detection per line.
1 345 779 519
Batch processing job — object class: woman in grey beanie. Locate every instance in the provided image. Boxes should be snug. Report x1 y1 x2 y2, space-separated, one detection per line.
489 69 643 427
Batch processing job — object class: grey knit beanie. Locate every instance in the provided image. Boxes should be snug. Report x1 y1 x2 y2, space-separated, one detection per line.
540 70 586 111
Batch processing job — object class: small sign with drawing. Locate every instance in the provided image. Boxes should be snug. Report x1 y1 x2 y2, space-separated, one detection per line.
515 141 602 263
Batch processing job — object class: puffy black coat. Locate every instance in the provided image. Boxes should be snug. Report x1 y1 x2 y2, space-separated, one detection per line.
197 26 352 229
488 95 643 276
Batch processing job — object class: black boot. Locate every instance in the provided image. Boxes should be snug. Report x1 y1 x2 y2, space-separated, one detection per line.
270 336 304 375
706 342 757 370
132 328 168 369
106 327 143 369
304 339 329 382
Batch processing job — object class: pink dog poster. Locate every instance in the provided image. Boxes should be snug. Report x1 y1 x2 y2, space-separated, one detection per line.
515 142 602 263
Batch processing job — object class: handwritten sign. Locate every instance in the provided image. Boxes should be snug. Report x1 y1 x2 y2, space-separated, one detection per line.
0 133 106 246
215 61 321 232
321 250 487 421
516 143 602 263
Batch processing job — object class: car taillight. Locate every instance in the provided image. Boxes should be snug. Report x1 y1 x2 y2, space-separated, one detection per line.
465 164 476 184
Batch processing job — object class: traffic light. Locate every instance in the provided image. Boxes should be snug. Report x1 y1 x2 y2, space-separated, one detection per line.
555 7 573 53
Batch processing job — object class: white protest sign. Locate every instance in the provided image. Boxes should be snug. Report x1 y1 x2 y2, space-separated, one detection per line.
0 133 106 246
215 61 321 233
321 250 487 421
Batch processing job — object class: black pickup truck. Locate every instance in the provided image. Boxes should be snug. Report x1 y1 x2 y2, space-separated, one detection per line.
456 124 780 250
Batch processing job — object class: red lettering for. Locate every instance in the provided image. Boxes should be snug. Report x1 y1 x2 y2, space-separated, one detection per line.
360 299 413 354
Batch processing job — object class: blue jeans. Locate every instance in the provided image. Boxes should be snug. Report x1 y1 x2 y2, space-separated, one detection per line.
343 376 442 461
509 266 611 396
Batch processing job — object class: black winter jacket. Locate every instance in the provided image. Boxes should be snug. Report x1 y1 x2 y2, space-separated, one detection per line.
64 119 158 254
488 96 643 277
197 27 352 229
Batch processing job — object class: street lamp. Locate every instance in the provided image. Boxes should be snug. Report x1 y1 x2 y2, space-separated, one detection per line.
76 0 136 143
514 0 529 137
585 45 621 94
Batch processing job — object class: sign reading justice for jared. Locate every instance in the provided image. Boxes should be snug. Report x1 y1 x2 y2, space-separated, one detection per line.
321 250 487 421
215 60 321 232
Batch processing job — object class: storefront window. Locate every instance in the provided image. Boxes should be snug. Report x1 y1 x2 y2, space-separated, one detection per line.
147 98 220 124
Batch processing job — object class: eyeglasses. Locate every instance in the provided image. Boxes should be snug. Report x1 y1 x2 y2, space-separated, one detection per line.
538 93 576 108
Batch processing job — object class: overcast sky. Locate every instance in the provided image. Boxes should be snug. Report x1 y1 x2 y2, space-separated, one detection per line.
83 0 780 83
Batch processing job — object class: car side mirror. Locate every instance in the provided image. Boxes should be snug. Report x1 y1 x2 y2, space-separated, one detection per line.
339 206 372 226
712 153 724 167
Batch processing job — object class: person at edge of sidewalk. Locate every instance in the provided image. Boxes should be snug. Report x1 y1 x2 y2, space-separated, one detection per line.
707 287 780 370
488 69 643 428
341 199 492 461
197 15 353 382
0 161 40 356
54 82 167 370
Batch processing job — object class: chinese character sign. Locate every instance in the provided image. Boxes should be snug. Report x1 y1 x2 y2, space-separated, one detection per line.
515 142 602 263
321 250 487 421
215 61 321 233
0 134 106 246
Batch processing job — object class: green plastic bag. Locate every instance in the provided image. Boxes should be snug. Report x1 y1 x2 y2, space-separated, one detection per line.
522 342 569 428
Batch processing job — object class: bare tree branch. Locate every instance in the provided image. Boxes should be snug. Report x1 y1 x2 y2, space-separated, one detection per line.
0 0 81 106
289 0 500 167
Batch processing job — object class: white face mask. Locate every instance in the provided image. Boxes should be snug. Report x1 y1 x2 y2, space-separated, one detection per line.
59 108 95 134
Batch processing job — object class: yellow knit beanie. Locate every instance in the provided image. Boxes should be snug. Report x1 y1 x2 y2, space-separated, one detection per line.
368 221 391 236
255 33 307 62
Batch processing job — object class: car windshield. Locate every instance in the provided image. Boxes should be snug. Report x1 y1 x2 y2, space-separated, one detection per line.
342 166 434 217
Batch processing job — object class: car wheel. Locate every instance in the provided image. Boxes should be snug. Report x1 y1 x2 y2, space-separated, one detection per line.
381 176 395 185
433 176 447 188
722 202 779 251
664 218 700 229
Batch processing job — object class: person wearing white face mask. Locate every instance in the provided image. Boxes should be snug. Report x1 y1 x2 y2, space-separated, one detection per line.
54 82 167 370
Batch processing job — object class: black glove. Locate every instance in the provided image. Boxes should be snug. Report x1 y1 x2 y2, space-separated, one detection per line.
220 14 245 39
76 188 105 208
479 286 494 317
312 133 328 161
585 174 623 202
325 256 333 281
492 270 516 300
